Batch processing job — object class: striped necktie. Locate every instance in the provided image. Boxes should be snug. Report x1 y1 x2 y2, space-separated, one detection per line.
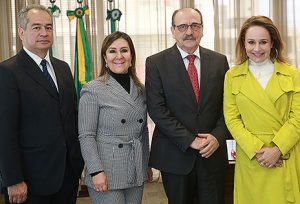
40 59 57 91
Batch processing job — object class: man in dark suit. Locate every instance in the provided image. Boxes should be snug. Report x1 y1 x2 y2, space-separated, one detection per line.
145 8 229 204
0 5 84 204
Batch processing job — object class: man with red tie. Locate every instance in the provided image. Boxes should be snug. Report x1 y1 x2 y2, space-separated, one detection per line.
145 8 230 204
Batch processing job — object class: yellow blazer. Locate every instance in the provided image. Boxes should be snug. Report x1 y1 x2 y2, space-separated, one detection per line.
224 60 300 204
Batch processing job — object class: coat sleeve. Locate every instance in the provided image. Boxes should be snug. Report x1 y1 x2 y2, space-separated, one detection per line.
272 68 300 155
78 84 104 174
0 66 24 188
223 70 264 159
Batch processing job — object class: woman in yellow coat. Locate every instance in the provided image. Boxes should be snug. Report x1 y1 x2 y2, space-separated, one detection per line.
224 16 300 204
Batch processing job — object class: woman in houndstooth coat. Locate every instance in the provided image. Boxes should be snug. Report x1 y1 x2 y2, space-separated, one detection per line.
78 31 152 204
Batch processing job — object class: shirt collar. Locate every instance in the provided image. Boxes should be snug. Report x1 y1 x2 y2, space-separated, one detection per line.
176 45 201 60
23 47 51 66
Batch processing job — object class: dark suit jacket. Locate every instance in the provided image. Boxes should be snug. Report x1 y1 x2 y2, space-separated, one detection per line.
0 49 84 195
145 45 229 175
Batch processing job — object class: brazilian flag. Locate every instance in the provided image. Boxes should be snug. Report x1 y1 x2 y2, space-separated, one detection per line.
67 5 92 101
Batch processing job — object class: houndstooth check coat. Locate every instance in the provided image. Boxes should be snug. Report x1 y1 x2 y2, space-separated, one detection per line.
78 75 149 190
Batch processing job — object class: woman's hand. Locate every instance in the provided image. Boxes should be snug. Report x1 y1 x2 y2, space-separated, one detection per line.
256 146 282 168
92 172 108 192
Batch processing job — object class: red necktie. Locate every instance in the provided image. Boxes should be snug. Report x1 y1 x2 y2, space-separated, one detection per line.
187 55 199 102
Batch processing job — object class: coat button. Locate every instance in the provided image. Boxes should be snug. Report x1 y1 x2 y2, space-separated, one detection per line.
121 119 126 123
118 144 123 148
138 119 143 123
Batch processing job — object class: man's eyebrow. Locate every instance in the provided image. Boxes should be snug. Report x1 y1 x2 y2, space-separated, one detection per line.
31 23 53 26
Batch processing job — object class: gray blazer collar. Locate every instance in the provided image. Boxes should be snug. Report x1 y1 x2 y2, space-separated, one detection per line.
106 75 139 106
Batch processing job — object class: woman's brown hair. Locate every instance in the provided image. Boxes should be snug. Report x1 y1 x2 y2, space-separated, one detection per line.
235 16 287 64
100 31 143 93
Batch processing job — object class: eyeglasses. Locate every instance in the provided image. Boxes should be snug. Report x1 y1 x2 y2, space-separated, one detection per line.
173 23 203 32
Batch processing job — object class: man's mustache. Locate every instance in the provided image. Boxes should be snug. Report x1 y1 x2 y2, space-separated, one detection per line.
183 35 195 41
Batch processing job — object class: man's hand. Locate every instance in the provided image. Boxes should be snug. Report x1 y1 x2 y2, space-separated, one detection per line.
198 133 219 158
8 181 27 203
190 136 205 150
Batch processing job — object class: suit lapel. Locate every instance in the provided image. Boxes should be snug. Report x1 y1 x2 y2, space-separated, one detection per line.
18 50 59 100
129 78 139 102
266 61 294 104
169 45 199 105
107 76 137 107
51 58 64 104
198 47 210 109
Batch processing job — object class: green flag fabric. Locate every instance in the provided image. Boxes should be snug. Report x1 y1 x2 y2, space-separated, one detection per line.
67 5 92 101
48 3 61 57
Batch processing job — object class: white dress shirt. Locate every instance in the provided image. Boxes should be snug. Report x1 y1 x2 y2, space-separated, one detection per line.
177 45 201 86
23 47 59 91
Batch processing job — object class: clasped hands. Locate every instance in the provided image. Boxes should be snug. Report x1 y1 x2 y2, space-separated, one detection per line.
255 146 282 168
190 133 219 158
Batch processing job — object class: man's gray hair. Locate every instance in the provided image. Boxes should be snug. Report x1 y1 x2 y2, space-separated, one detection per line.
18 4 52 29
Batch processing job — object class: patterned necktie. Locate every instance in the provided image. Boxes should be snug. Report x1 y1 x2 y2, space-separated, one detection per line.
187 55 199 102
40 59 57 91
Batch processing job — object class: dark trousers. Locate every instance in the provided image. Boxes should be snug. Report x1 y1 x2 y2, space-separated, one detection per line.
4 161 79 204
161 155 226 204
